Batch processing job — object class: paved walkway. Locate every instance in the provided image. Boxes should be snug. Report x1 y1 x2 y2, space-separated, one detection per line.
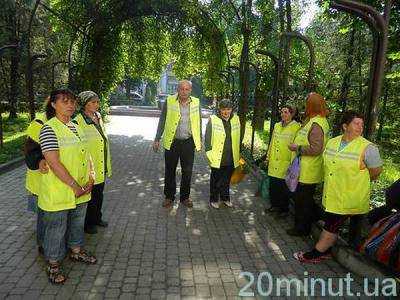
0 115 367 299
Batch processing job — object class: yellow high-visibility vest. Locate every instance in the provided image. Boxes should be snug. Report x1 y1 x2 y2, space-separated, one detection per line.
323 135 372 214
25 118 45 195
293 116 330 184
206 114 240 168
74 113 112 184
267 120 301 179
163 95 201 151
38 117 91 212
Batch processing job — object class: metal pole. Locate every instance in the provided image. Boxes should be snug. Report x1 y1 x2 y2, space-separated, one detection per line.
331 0 390 139
282 31 316 91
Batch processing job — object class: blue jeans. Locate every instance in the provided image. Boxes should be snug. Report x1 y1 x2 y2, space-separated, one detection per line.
41 203 87 262
27 194 44 247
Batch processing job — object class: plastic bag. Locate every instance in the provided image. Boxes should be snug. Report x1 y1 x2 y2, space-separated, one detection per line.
230 158 247 184
285 156 300 192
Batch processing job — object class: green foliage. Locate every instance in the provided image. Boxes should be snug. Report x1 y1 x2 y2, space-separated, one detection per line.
242 119 270 161
0 112 31 164
371 154 400 208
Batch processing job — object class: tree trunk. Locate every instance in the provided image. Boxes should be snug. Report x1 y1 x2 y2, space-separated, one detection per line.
7 0 19 119
357 31 364 113
339 26 356 111
277 0 285 89
0 106 3 148
238 0 252 142
376 82 388 142
282 0 292 103
333 26 356 135
25 0 41 121
271 0 285 130
125 78 131 100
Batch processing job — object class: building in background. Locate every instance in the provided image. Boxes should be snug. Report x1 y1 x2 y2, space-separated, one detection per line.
157 62 178 109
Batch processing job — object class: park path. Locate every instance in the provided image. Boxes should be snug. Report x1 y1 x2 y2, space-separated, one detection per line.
0 115 366 299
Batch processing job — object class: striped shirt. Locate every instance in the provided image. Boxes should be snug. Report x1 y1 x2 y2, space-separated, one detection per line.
39 122 79 153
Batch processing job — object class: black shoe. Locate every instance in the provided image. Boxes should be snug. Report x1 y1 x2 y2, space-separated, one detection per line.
286 228 309 237
96 220 108 227
84 226 98 234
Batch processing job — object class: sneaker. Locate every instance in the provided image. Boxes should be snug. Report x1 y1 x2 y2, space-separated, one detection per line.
223 201 233 208
163 199 173 208
181 198 193 208
210 202 219 209
293 251 332 263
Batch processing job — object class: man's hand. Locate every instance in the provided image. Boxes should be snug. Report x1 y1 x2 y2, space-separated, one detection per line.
288 143 298 151
38 159 49 174
152 140 160 152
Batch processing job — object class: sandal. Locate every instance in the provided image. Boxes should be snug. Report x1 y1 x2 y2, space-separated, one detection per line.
69 249 97 264
47 263 67 285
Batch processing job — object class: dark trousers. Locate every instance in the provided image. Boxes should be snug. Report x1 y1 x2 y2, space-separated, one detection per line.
269 176 290 212
85 182 105 228
164 137 195 201
210 165 235 203
294 183 319 234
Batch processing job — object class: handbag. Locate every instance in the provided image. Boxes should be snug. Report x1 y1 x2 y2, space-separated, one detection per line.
285 155 300 192
24 137 44 170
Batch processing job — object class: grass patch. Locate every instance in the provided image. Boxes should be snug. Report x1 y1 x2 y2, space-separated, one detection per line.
242 120 270 161
371 153 400 207
0 112 43 164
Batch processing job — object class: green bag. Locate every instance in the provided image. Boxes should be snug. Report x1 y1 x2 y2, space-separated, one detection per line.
258 174 270 202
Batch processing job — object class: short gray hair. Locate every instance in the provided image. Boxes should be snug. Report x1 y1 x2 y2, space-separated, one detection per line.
178 80 192 89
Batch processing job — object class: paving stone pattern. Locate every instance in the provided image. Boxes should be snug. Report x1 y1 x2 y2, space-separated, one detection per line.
0 116 367 299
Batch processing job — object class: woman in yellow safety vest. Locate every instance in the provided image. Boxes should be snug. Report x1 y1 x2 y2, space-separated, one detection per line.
75 91 112 234
265 105 300 217
25 115 48 254
287 93 330 237
205 99 240 209
38 89 96 284
294 110 382 263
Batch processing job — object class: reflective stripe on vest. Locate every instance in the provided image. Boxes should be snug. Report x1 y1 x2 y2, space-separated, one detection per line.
163 95 201 151
206 114 240 168
74 113 112 184
293 116 330 184
322 135 372 214
38 117 91 212
268 121 300 179
25 118 45 195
